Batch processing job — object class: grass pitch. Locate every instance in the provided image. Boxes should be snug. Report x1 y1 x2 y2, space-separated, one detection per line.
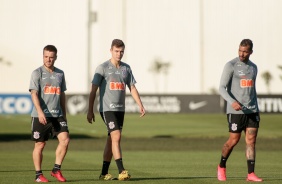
0 113 282 184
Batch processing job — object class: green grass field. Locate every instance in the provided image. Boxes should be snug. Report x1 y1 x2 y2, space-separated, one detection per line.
1 113 282 184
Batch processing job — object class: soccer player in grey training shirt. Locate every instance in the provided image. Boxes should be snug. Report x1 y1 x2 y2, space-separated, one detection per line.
87 39 146 181
29 45 69 182
217 39 262 182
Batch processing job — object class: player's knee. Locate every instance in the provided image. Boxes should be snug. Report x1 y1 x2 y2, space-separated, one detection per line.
35 141 46 150
111 136 121 144
246 138 256 145
227 138 240 147
62 137 70 146
58 135 70 147
110 130 121 141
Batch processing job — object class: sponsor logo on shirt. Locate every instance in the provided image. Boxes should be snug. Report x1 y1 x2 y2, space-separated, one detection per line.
242 105 256 110
110 103 123 109
110 82 125 90
238 70 245 76
240 79 253 88
43 85 61 94
44 109 60 114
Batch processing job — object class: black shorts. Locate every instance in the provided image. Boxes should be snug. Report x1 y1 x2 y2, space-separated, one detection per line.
100 111 125 135
227 113 260 133
31 117 69 142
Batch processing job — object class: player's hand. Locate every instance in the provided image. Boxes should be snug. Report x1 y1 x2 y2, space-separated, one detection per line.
87 112 95 124
231 101 242 111
38 112 47 125
139 106 146 117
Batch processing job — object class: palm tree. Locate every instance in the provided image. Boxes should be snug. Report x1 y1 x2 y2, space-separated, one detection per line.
0 57 12 66
149 58 171 93
278 65 282 81
261 71 272 94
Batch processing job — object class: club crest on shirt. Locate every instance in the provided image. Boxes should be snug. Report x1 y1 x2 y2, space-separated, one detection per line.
121 67 127 78
231 123 237 131
108 121 115 129
56 73 63 83
33 131 40 139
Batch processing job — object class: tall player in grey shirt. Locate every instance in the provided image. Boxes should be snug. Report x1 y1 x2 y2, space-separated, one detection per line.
29 45 70 182
87 39 145 181
217 39 262 182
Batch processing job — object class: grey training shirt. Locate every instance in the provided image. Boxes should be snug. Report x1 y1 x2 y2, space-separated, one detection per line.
29 66 67 117
92 60 136 112
219 57 259 114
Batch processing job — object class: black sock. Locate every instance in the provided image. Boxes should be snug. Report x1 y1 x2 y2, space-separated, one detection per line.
52 164 61 173
219 156 228 168
247 160 255 174
115 158 125 174
35 170 43 179
101 161 111 175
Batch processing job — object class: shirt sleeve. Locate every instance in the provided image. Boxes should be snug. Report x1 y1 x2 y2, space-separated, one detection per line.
126 66 136 87
29 70 40 92
92 65 104 86
61 72 67 92
218 62 236 105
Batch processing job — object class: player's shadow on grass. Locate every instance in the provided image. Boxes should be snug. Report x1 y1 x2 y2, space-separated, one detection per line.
64 168 100 172
0 168 100 173
153 135 173 138
67 177 216 183
0 169 35 172
131 176 216 181
131 176 282 181
0 134 97 142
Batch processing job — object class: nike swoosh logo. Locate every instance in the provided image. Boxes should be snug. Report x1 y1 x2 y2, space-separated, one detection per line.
189 101 207 110
42 77 48 80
